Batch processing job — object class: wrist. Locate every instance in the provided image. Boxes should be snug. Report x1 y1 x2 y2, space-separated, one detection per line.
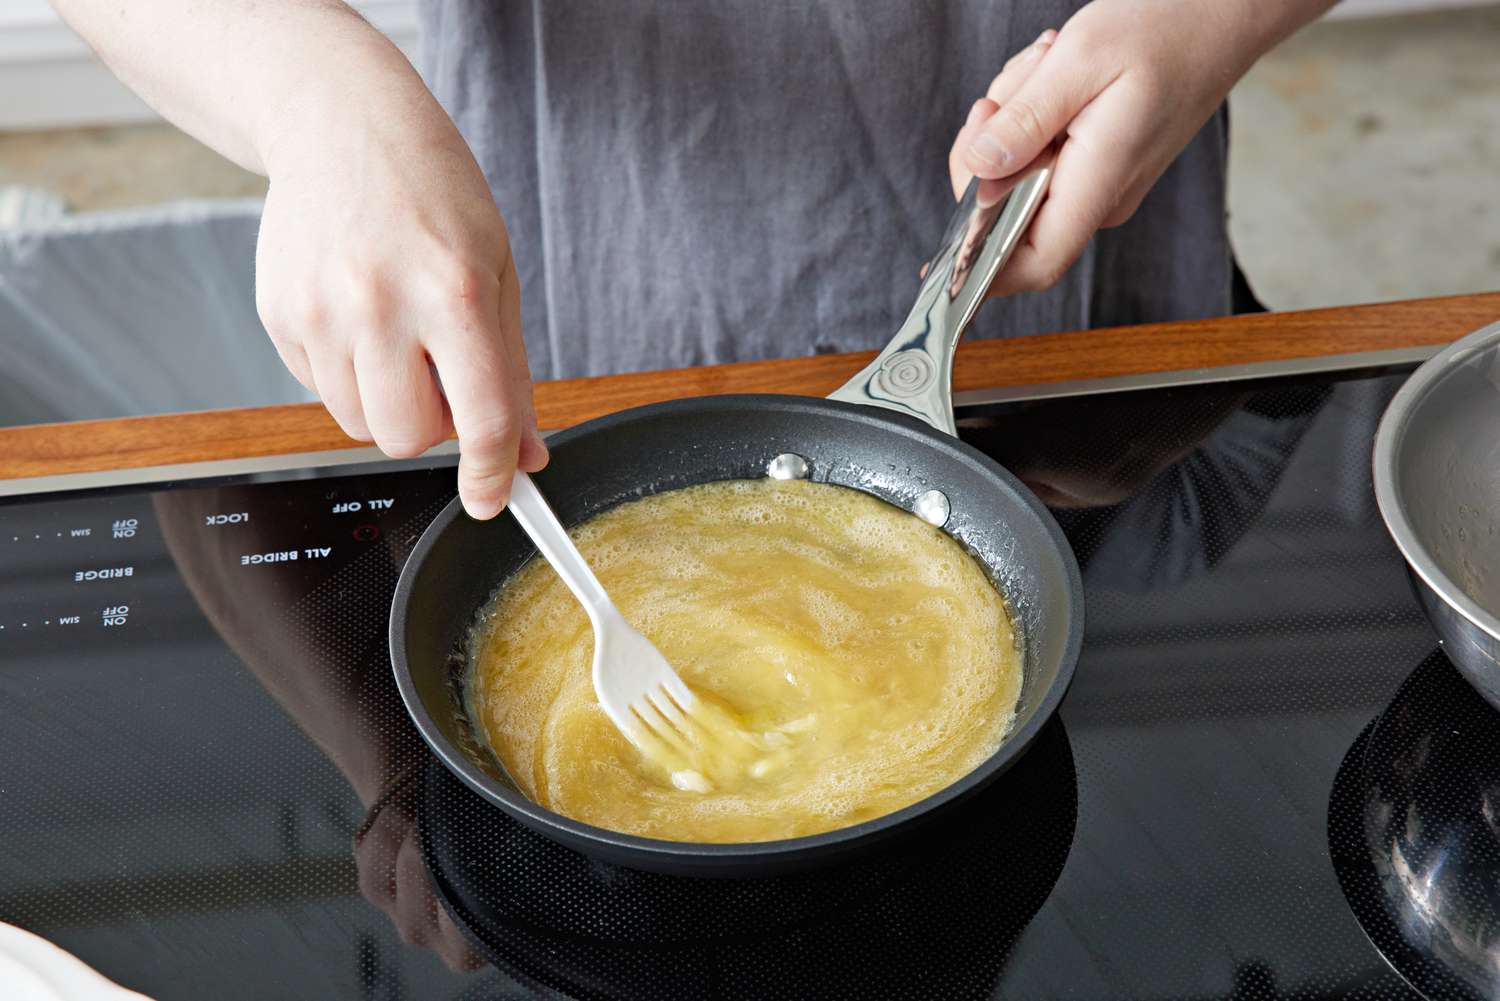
1227 0 1336 69
255 30 451 178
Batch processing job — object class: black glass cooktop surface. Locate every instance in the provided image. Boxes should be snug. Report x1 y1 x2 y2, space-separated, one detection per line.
3 363 1493 1000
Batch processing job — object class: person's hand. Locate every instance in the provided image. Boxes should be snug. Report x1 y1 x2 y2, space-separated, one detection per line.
153 483 485 974
255 103 547 519
355 774 486 973
948 0 1314 296
959 384 1251 508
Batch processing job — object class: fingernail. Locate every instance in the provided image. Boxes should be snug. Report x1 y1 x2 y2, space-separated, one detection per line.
464 495 502 521
1037 28 1058 45
968 133 1011 171
524 429 550 468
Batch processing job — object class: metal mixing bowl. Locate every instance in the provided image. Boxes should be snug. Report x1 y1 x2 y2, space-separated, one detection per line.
1374 319 1500 711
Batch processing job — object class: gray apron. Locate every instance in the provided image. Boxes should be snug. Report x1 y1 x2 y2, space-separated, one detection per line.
419 1 1232 382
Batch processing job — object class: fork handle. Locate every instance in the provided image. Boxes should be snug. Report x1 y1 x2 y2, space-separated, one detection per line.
506 472 614 625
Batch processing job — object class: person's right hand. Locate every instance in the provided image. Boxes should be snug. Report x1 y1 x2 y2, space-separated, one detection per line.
354 773 485 974
255 104 547 519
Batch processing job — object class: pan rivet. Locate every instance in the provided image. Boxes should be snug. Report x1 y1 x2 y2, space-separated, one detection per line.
914 489 950 527
767 453 810 480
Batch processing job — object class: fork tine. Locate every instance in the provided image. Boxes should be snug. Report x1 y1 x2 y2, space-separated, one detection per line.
625 704 671 755
647 692 696 746
620 704 663 750
648 686 692 735
659 672 696 710
632 699 693 757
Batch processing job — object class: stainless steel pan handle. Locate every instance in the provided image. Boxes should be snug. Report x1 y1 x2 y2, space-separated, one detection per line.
828 165 1051 436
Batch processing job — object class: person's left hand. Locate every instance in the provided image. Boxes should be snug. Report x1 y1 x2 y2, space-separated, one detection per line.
948 0 1314 296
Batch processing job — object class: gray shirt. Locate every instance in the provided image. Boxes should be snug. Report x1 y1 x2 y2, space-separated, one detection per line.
419 1 1232 382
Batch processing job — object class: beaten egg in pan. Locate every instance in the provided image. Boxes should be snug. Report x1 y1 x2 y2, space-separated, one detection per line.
466 477 1021 843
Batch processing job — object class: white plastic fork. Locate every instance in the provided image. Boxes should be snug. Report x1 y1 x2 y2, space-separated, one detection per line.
505 471 699 749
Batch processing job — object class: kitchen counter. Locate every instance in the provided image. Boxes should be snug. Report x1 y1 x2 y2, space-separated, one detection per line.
2 290 1497 481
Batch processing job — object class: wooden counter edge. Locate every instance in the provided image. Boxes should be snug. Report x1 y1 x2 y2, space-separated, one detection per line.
4 291 1497 480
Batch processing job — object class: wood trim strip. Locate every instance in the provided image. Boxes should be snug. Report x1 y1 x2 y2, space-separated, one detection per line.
3 291 1496 479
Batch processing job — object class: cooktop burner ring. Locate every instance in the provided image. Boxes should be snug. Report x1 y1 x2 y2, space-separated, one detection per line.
418 718 1077 999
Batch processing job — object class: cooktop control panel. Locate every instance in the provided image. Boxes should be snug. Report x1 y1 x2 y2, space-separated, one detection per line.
0 464 457 650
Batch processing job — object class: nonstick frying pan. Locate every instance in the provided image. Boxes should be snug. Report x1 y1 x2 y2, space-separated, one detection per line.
390 168 1084 876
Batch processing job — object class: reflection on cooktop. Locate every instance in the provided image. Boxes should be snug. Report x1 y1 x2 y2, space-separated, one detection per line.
1 367 1446 999
418 718 1076 1001
1329 650 1500 1001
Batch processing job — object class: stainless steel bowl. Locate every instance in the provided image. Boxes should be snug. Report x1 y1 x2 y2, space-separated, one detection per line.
1374 319 1500 711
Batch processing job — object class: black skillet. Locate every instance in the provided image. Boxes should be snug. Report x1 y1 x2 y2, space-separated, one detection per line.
390 166 1084 876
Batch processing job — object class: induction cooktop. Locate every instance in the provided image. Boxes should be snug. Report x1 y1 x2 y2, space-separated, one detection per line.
3 354 1495 1001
